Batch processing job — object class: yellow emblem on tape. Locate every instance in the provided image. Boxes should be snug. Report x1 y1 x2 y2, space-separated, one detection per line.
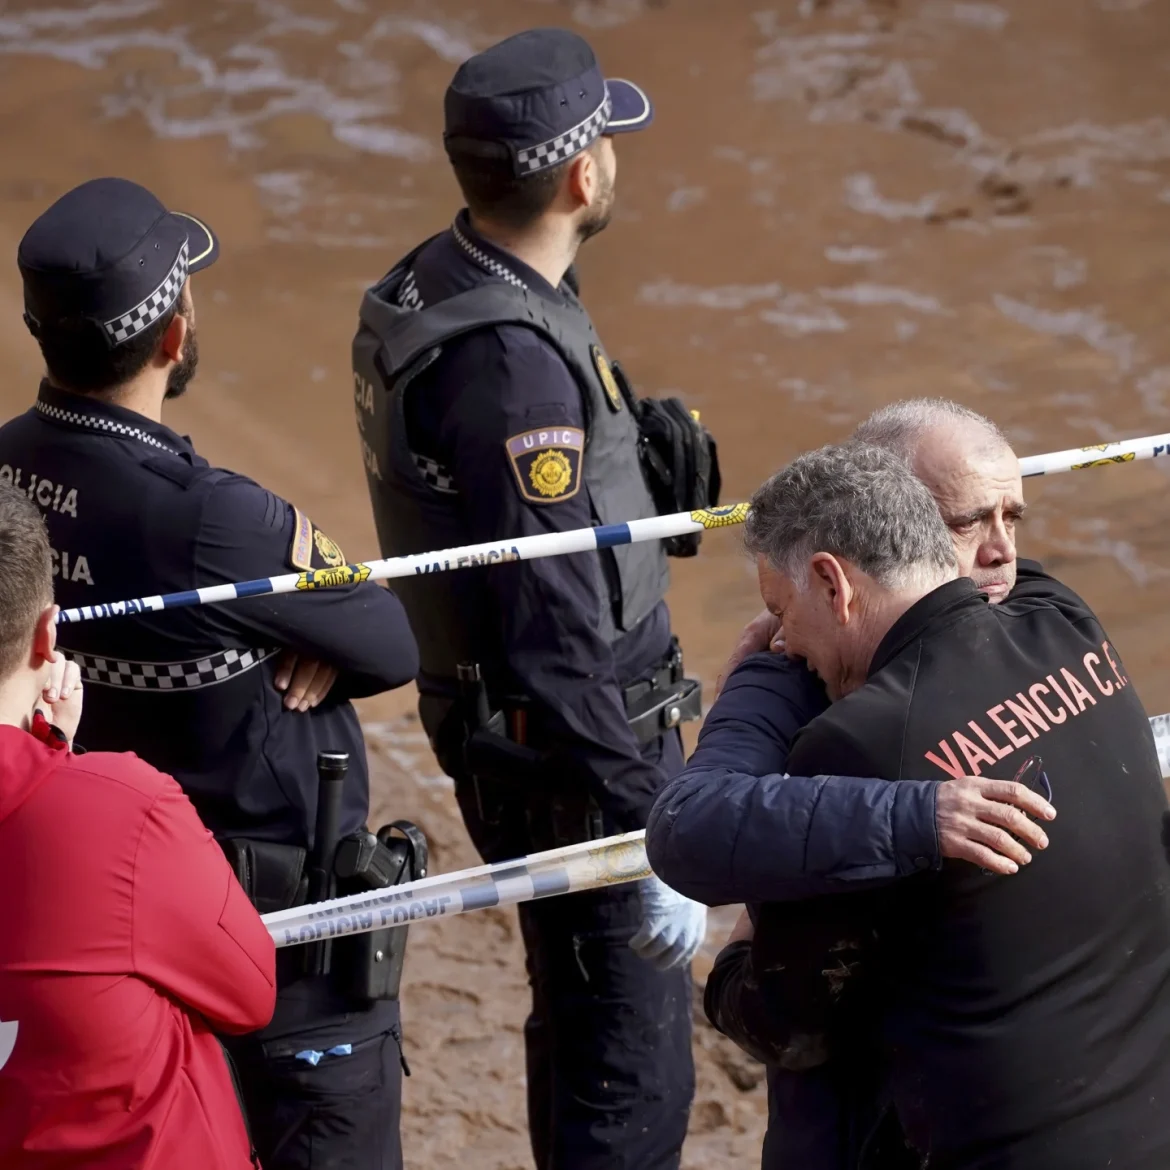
1070 452 1136 471
313 528 345 568
591 345 624 413
529 449 574 498
295 563 372 591
584 838 653 885
690 502 750 529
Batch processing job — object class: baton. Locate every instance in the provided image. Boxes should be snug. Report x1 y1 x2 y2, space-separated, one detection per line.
304 750 347 976
57 429 1170 624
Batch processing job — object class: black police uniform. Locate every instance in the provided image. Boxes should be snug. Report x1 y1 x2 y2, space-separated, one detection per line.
753 565 1170 1170
2 178 421 1170
352 30 697 1170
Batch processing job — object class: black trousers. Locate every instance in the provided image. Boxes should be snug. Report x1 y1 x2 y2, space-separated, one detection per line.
223 969 404 1170
453 728 695 1170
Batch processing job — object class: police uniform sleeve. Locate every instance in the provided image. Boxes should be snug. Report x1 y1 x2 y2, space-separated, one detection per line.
194 472 419 699
440 327 662 828
130 767 276 1034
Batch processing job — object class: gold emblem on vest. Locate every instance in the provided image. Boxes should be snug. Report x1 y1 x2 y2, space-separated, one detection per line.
529 449 574 498
591 345 624 413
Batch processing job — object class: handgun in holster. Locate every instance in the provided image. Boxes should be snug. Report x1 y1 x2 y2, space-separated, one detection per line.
331 819 429 1004
221 751 428 1002
456 662 606 851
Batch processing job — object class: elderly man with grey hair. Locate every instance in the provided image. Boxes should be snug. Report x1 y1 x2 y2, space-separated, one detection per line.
690 443 1170 1170
649 399 1043 917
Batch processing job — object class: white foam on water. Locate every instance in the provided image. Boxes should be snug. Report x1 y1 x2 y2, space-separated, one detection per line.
0 1 161 36
993 294 1141 375
1023 119 1170 167
825 245 887 264
1135 368 1170 417
638 281 785 310
0 3 435 162
921 2 1009 31
567 0 647 30
818 282 946 314
760 301 849 336
365 16 478 63
666 187 707 212
843 173 940 221
333 122 432 160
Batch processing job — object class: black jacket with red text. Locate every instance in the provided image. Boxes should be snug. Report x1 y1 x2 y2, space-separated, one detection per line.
754 565 1170 1170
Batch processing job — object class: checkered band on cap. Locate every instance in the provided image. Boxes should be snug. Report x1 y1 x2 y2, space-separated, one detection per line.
67 646 277 692
103 241 189 346
516 92 613 175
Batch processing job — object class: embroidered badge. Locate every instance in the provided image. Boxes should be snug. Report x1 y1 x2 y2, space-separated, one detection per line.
289 508 314 570
591 345 624 413
506 426 585 504
313 528 346 568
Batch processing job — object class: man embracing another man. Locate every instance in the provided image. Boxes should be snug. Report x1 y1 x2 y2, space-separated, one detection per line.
653 426 1170 1169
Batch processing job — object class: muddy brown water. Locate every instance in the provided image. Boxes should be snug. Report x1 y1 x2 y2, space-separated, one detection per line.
1 0 1169 1164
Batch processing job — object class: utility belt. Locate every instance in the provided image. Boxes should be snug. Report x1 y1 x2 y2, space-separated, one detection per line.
221 752 428 1004
450 638 701 852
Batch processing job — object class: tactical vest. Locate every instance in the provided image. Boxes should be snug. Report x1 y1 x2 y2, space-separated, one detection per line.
352 242 670 685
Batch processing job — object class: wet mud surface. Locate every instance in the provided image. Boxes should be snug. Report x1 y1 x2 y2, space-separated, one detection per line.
1 0 1168 1163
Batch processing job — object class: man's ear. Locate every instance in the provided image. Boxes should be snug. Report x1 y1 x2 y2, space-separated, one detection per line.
564 150 596 211
809 553 854 625
159 305 189 365
31 604 58 668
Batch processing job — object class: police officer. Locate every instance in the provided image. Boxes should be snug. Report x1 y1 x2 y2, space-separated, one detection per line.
352 27 708 1170
0 177 421 1170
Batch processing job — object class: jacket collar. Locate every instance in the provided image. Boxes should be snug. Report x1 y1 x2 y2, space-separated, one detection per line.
35 381 197 461
868 577 985 677
0 724 66 827
450 209 563 301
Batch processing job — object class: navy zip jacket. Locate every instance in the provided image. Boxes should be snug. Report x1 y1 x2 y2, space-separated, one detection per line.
645 653 940 906
647 651 924 1170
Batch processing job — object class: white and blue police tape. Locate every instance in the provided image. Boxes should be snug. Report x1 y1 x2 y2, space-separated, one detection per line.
55 429 1170 625
56 504 752 624
1017 432 1170 479
266 714 1170 949
262 830 653 949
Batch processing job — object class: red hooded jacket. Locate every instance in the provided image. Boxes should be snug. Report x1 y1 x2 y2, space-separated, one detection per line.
0 724 276 1168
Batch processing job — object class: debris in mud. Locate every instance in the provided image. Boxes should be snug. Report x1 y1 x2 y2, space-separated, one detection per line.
978 173 1032 216
900 112 970 148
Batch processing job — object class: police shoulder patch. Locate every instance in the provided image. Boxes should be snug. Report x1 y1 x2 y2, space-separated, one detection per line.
289 507 314 570
506 426 585 504
591 345 623 413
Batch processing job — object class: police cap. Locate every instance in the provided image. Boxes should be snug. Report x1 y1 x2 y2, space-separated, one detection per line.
444 28 653 178
18 177 219 348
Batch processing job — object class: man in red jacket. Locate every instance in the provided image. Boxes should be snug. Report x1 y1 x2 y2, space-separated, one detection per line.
0 480 277 1168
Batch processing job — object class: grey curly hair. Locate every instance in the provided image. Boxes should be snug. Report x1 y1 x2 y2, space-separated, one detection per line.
744 442 958 590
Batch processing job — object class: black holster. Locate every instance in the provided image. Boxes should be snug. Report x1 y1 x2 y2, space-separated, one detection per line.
331 820 429 1004
451 652 700 854
611 361 722 558
221 753 428 1003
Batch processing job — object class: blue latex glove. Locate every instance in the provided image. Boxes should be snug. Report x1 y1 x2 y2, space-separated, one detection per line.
629 875 708 971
